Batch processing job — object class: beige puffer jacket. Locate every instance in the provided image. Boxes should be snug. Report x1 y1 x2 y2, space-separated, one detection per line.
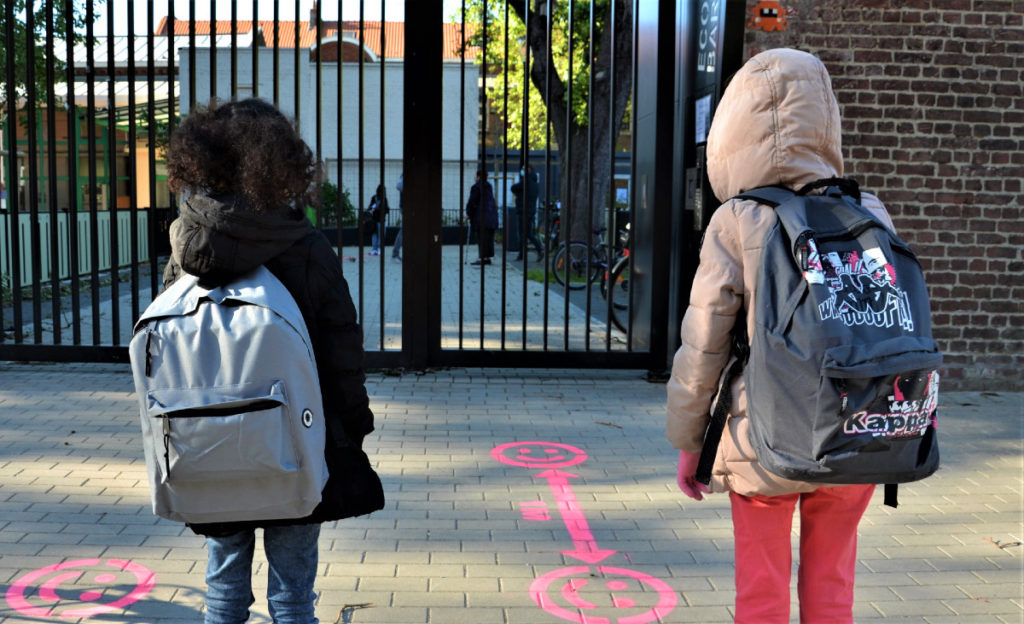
665 48 897 497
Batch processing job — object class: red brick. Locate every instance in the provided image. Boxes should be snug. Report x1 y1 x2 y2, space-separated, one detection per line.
743 0 1020 390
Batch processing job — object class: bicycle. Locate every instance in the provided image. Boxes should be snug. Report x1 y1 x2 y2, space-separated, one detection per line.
551 226 612 290
602 224 631 333
537 200 561 251
551 223 630 332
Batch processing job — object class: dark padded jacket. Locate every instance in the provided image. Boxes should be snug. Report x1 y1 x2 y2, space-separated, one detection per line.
163 193 375 535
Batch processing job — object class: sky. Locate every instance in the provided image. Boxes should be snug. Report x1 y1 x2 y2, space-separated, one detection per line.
94 0 468 35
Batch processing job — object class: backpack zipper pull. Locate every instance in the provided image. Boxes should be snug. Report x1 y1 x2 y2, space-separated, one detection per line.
144 328 155 377
162 416 171 479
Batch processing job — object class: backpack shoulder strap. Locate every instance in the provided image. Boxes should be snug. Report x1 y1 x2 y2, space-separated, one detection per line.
733 185 797 208
734 178 861 208
694 316 750 486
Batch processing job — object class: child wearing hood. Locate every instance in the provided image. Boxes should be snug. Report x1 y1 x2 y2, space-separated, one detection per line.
667 49 899 623
164 98 381 624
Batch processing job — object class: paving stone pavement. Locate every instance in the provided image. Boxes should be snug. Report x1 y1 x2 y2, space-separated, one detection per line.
0 361 1020 624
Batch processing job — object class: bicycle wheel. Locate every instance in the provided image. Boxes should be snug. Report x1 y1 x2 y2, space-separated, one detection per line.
606 255 630 332
552 242 599 290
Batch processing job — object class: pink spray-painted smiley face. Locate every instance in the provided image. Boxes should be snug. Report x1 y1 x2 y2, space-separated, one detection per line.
530 565 678 624
5 558 156 619
491 441 588 469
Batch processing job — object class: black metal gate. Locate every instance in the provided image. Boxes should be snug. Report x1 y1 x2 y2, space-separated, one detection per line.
1 0 722 372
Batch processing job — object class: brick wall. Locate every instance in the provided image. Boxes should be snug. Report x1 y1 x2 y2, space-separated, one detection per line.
741 0 1024 390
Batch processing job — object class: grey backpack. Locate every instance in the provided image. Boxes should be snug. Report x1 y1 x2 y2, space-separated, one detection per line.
696 179 941 506
129 265 328 524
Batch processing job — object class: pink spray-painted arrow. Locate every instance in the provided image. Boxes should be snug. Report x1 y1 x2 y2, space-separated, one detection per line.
535 469 617 564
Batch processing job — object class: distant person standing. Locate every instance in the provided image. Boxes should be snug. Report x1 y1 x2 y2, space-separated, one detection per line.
511 164 544 261
367 184 389 256
392 174 404 262
466 168 498 265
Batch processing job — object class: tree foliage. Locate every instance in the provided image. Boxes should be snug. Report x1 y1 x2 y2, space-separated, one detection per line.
0 0 96 112
456 0 633 238
461 0 626 149
320 179 358 227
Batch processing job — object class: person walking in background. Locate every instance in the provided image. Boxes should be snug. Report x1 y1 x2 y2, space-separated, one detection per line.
368 184 389 256
466 168 498 266
511 164 544 261
392 174 404 262
666 48 886 623
163 97 382 624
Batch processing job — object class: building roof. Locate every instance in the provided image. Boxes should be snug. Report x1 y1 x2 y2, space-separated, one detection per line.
155 18 479 61
46 20 479 111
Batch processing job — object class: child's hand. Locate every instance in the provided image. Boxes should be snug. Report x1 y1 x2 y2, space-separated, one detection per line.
677 450 711 501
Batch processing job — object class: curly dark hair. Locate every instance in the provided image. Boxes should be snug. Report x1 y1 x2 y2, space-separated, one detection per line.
165 98 316 213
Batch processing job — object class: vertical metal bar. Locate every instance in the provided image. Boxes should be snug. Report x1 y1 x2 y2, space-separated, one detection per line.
87 0 100 343
563 0 573 351
585 0 596 352
402 0 442 367
335 4 343 253
231 0 238 96
127 0 140 330
292 0 299 123
25 2 42 343
314 0 322 230
65 0 81 343
168 0 177 130
167 0 178 294
251 0 259 98
542 0 552 351
45 0 62 344
106 0 120 344
605 0 616 349
499 0 509 350
457 0 466 350
210 0 217 99
357 1 365 336
478 0 488 348
147 0 158 297
377 0 386 350
519 0 530 349
188 0 196 109
272 0 279 107
627 0 638 349
3 0 21 342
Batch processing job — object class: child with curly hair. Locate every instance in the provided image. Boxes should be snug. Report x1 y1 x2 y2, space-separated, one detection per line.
164 97 382 624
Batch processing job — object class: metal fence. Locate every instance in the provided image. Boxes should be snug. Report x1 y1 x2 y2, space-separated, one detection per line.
1 0 681 371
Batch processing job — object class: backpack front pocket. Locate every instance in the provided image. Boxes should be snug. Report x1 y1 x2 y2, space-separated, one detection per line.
810 339 942 482
145 381 300 484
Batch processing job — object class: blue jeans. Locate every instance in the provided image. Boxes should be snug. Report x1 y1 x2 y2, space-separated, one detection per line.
392 228 403 258
204 524 320 624
371 223 383 252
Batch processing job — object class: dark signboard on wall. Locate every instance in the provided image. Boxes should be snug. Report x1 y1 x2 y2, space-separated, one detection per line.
665 0 745 366
686 0 745 231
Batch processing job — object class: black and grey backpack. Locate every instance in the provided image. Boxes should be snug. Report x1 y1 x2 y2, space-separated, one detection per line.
696 178 941 506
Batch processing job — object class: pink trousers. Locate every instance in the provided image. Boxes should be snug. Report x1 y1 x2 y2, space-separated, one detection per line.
729 484 875 624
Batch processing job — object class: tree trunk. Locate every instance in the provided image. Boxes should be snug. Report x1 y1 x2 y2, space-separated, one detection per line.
517 0 633 243
560 118 615 244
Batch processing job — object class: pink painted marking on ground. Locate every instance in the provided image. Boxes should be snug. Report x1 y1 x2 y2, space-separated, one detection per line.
491 441 588 469
535 469 617 564
5 558 156 619
530 566 679 624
